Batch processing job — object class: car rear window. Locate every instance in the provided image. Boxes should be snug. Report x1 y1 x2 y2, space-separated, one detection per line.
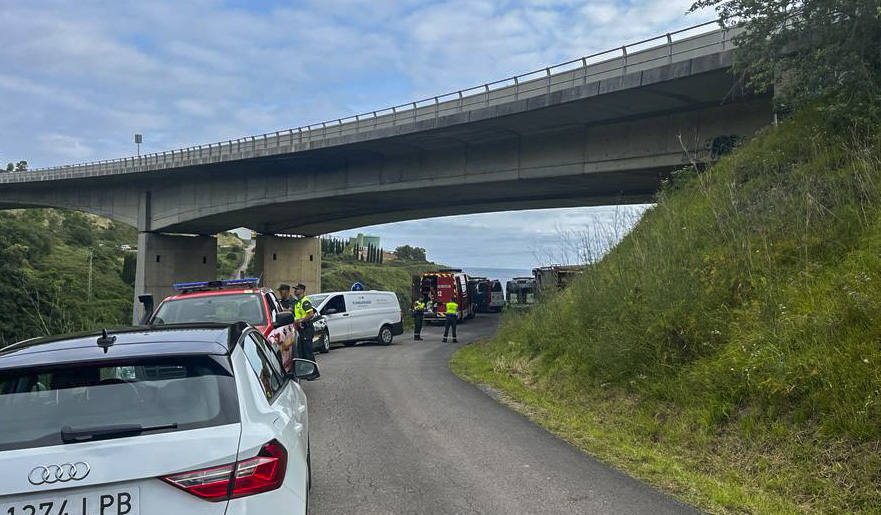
152 293 266 325
0 355 239 451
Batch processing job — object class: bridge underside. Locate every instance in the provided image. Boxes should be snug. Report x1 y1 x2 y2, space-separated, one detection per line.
0 62 772 235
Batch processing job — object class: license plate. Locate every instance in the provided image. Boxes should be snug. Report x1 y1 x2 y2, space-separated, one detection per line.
1 488 139 515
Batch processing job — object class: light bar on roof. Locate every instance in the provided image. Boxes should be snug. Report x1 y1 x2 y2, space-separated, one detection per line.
172 277 261 293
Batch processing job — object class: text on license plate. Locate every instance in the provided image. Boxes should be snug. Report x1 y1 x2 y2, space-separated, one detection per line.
2 488 138 515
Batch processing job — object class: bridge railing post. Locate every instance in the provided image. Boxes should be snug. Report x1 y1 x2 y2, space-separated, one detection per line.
621 46 628 76
545 68 551 96
667 33 673 64
434 97 439 119
484 84 490 106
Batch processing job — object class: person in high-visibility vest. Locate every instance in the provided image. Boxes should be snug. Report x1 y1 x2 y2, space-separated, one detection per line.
442 300 458 343
293 283 316 361
412 295 428 341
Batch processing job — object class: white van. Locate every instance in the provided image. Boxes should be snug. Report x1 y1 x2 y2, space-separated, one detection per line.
311 291 403 346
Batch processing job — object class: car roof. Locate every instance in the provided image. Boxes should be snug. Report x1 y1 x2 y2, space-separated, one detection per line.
162 287 271 302
0 323 248 371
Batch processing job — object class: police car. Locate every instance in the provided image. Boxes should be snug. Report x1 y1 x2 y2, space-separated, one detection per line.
143 279 330 364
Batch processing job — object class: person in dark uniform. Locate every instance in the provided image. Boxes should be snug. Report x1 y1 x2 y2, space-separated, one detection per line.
412 295 427 340
293 283 316 361
278 284 294 311
442 300 458 343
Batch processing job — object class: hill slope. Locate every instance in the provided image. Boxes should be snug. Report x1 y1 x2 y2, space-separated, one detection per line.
452 107 881 513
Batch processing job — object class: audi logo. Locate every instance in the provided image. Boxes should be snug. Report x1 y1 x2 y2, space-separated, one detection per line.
28 462 91 485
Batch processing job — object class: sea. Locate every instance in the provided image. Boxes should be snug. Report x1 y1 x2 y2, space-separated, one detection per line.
462 266 533 289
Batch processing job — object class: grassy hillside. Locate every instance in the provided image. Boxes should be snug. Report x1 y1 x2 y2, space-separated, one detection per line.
0 210 137 345
452 107 881 513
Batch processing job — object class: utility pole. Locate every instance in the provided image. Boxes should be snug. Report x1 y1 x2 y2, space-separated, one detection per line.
87 250 94 299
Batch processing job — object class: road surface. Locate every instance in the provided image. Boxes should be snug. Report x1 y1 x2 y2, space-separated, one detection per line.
303 314 697 514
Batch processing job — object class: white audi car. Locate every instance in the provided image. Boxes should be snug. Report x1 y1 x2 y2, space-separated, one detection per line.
0 322 318 514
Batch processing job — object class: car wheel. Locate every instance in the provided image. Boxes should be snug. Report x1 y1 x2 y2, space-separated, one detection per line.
377 325 393 345
318 329 330 354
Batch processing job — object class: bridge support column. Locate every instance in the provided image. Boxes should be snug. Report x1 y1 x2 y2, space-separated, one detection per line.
253 235 321 294
132 233 217 324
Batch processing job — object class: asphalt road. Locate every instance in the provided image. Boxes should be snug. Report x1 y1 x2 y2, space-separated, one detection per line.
302 314 697 514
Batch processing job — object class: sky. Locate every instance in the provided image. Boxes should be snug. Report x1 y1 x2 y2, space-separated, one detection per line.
0 0 715 268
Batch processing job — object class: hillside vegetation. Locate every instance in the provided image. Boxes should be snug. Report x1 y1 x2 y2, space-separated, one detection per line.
452 107 881 512
0 210 137 345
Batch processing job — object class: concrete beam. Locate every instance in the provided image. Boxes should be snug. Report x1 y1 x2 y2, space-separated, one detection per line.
132 233 217 323
253 235 321 295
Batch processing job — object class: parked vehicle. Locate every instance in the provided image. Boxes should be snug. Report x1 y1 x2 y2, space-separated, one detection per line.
0 323 319 514
414 270 477 321
487 279 505 312
532 265 586 294
506 277 536 309
142 278 330 361
468 277 491 313
313 290 404 346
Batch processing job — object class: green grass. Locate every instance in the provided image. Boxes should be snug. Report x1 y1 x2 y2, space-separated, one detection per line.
452 106 881 514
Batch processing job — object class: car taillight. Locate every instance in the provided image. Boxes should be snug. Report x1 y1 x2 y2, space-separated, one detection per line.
161 440 288 502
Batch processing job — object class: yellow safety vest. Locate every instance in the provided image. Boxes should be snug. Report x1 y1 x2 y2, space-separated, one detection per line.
294 296 312 319
414 300 425 311
446 301 458 315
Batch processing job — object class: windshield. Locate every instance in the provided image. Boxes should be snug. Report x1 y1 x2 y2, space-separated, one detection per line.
0 355 239 451
152 293 266 325
309 294 329 306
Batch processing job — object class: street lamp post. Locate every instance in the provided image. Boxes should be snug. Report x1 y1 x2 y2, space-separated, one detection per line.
134 133 142 156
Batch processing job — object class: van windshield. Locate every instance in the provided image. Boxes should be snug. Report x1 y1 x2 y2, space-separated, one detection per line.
152 294 266 325
0 355 239 451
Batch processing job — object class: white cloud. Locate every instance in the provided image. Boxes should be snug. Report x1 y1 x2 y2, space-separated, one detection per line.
38 133 93 161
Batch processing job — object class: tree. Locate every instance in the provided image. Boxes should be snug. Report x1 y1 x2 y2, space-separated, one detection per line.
689 0 881 123
395 245 427 262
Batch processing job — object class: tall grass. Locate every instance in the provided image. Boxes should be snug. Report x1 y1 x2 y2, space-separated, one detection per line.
455 106 881 512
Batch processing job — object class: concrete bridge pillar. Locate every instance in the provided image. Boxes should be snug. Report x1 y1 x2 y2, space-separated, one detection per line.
132 233 217 323
253 235 321 295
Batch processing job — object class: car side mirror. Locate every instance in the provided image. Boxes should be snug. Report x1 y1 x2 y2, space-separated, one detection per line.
291 359 320 381
138 294 154 325
274 312 295 327
324 308 338 315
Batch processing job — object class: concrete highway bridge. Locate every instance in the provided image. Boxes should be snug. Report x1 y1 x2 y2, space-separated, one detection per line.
0 20 773 321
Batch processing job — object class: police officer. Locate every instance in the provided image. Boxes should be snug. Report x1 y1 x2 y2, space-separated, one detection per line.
442 299 458 343
277 284 294 311
293 283 316 361
412 295 428 340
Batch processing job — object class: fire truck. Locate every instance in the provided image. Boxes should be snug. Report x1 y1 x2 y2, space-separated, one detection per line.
413 269 477 321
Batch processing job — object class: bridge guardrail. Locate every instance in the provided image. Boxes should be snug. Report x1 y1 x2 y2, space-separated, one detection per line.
14 18 737 180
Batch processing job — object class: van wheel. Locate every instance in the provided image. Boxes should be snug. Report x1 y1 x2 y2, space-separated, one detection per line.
377 325 393 345
318 329 330 354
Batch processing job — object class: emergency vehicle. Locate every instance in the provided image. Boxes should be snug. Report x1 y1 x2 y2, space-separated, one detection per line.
413 269 477 321
141 278 330 367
